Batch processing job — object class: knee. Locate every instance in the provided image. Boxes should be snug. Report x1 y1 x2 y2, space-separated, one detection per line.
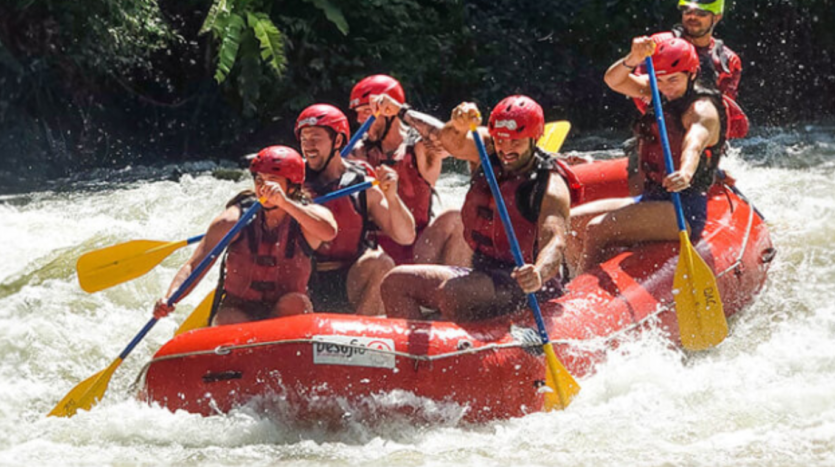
275 293 313 317
368 251 396 277
380 268 406 304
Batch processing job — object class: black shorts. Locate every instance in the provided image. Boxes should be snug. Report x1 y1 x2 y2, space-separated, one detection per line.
639 183 709 239
468 253 565 317
217 294 276 321
308 267 353 314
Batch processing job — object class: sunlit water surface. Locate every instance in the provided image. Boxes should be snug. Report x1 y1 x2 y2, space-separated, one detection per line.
1 126 833 466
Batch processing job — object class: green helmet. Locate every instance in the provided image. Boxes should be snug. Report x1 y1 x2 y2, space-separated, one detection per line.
678 0 724 15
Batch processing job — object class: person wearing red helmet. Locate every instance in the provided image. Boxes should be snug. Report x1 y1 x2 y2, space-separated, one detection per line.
296 103 416 316
619 0 746 195
573 36 726 273
152 146 338 325
347 74 469 266
381 95 581 322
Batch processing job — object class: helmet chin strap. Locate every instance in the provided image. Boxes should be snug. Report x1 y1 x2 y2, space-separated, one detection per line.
307 138 340 175
366 116 396 152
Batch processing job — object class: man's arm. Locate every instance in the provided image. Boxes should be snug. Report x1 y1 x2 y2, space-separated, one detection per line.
261 181 338 246
154 207 239 317
511 173 571 293
666 97 721 192
399 109 450 185
438 102 492 164
366 165 416 245
604 36 655 99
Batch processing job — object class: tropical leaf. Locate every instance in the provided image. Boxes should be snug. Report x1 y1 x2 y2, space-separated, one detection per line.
200 0 230 35
214 13 245 83
247 12 286 77
302 0 349 35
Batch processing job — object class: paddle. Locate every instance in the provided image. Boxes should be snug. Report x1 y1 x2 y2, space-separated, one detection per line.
470 122 580 410
171 179 381 336
77 235 205 293
645 56 727 351
49 198 266 418
537 121 571 154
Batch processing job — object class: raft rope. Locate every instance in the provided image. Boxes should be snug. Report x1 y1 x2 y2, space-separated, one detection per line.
130 337 538 392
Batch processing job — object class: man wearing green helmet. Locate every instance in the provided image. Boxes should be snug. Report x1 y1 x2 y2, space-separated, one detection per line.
672 0 741 100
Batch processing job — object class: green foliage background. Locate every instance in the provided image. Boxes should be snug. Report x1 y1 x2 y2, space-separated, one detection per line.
0 0 833 190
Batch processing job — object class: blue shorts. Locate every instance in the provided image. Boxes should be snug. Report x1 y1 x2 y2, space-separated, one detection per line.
638 183 709 239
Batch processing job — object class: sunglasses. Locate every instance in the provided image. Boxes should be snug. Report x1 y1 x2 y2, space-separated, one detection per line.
679 7 713 17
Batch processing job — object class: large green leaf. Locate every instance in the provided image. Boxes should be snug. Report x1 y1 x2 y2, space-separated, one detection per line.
200 0 230 35
302 0 349 35
247 12 286 77
214 13 245 83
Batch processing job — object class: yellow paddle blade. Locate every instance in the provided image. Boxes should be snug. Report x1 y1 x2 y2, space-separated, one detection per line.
48 358 122 417
174 290 215 336
542 343 580 411
537 121 572 154
673 232 728 351
77 239 190 293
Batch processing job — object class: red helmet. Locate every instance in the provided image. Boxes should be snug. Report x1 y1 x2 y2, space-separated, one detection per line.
249 145 305 184
294 104 351 145
487 95 545 140
349 74 406 110
652 37 700 76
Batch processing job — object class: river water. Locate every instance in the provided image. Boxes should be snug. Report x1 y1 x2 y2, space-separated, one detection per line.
1 126 833 466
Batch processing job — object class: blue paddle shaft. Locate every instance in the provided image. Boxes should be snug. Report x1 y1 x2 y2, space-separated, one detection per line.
117 201 263 360
341 115 376 158
185 234 204 245
313 180 375 204
471 130 553 345
645 57 688 233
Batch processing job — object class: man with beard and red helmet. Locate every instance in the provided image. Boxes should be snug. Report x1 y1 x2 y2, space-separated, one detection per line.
573 37 726 273
381 95 582 322
153 146 338 325
295 103 415 316
620 0 747 195
348 74 470 267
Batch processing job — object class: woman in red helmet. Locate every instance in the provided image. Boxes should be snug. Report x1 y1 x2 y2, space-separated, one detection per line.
381 95 581 322
295 103 415 316
573 36 726 273
153 146 338 325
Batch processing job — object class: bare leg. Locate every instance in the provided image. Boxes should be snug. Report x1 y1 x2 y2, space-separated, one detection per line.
567 197 636 275
382 265 499 321
347 248 395 316
413 210 472 267
381 265 458 319
579 200 683 273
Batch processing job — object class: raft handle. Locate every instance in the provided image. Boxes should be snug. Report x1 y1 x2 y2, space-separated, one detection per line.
202 370 243 383
760 247 777 264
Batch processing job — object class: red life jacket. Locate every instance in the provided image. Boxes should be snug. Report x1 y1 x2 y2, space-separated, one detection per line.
634 28 748 139
222 197 313 302
353 127 434 264
304 160 374 268
461 149 582 265
634 84 727 192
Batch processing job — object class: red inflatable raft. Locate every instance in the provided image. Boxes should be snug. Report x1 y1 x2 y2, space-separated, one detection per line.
137 157 774 423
